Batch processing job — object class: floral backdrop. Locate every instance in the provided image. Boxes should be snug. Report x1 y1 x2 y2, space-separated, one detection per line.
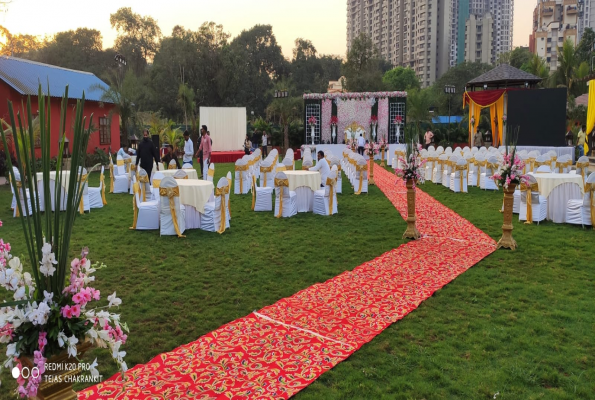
321 99 332 143
337 99 373 143
378 98 389 141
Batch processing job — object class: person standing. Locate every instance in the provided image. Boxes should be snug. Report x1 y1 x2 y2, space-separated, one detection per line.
357 133 365 156
195 125 212 179
243 134 252 155
577 125 586 158
182 131 194 168
261 131 268 157
135 129 160 178
473 130 483 149
424 129 434 149
309 150 331 187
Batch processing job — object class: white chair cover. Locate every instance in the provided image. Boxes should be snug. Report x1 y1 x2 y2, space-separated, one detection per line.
112 155 130 194
313 170 338 216
519 175 548 224
480 156 499 190
168 159 178 170
566 172 595 227
274 171 297 218
159 177 186 237
207 163 215 182
201 177 231 233
234 159 250 194
131 180 159 231
450 159 468 193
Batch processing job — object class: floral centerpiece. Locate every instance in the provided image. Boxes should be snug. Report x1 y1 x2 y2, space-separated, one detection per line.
490 127 528 190
330 116 338 128
369 116 378 127
364 141 380 157
393 115 403 125
0 86 129 398
378 135 388 150
395 141 426 186
308 116 317 127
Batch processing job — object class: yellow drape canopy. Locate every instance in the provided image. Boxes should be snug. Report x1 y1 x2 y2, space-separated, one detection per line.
463 90 506 147
586 80 595 154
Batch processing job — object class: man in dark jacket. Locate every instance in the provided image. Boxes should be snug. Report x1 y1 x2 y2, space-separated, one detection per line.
135 129 160 178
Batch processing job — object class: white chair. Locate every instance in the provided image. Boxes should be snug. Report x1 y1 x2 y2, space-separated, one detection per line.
202 177 231 233
354 158 368 194
433 154 447 183
111 156 130 194
11 170 33 217
313 170 338 216
137 168 152 202
260 161 275 188
253 174 273 212
425 152 436 181
330 158 343 194
442 156 458 188
570 156 590 185
151 172 165 200
131 181 159 230
168 160 177 170
519 175 548 225
566 172 595 228
173 169 188 180
274 171 297 218
282 157 294 171
79 167 90 213
89 167 109 209
450 159 468 193
159 177 186 237
444 147 453 155
207 163 215 182
234 159 250 194
428 145 435 152
480 156 499 190
436 146 444 154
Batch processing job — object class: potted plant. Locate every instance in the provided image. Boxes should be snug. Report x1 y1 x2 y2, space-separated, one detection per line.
0 86 129 398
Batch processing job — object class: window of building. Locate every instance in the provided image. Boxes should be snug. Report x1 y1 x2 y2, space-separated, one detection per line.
99 116 110 145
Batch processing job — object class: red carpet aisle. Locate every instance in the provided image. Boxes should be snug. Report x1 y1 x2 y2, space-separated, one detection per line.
79 164 496 400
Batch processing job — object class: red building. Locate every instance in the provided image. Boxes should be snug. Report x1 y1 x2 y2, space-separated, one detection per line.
0 56 119 158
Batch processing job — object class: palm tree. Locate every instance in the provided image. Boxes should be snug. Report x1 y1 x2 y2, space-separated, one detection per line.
523 54 550 84
554 39 581 95
159 119 184 151
406 89 434 140
177 83 195 129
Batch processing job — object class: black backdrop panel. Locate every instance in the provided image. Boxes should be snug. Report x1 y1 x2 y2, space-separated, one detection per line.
507 88 567 147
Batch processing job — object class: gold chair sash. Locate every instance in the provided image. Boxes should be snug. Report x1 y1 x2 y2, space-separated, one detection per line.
326 177 337 215
124 158 132 173
117 160 124 167
168 164 177 170
473 160 484 186
251 175 256 211
108 164 115 193
100 172 107 206
214 184 230 234
534 160 548 170
14 179 22 217
260 165 274 187
208 168 215 177
79 173 88 214
138 174 150 202
576 161 589 186
159 186 185 237
454 165 467 191
173 175 188 180
235 165 249 193
586 183 595 229
274 178 289 218
520 182 539 224
152 179 161 188
527 157 536 172
130 182 140 230
354 164 368 195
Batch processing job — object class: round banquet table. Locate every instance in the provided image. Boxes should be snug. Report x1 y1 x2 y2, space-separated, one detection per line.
159 169 199 180
175 179 214 230
530 172 584 223
283 170 321 212
35 171 83 212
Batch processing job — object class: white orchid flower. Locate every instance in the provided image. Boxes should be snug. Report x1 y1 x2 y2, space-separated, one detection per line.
6 343 17 358
13 286 26 301
67 335 78 358
43 291 54 305
120 361 127 372
57 331 68 347
89 358 99 378
107 292 121 308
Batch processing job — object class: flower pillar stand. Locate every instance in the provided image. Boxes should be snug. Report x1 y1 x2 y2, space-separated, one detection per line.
403 179 421 240
311 126 315 146
497 183 517 250
380 148 386 167
368 157 375 186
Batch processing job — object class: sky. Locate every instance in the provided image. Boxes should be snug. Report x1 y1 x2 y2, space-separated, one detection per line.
1 0 533 58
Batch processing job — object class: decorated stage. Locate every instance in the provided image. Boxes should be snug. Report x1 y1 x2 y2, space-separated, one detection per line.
210 151 245 163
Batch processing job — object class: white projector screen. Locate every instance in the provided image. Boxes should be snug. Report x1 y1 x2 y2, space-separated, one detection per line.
199 107 246 152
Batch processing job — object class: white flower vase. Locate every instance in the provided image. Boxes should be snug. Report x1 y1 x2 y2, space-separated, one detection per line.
372 125 377 141
396 125 400 144
332 125 336 144
311 125 315 145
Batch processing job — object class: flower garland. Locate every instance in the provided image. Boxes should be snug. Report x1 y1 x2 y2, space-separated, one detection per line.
0 235 128 397
303 91 408 100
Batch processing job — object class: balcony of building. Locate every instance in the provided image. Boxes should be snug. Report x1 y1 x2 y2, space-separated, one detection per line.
541 7 554 16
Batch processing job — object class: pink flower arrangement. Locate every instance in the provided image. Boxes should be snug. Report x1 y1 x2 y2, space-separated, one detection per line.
308 116 317 126
393 115 403 125
395 142 426 186
490 152 529 189
330 116 338 127
378 136 388 150
303 92 408 100
364 142 380 156
369 115 378 126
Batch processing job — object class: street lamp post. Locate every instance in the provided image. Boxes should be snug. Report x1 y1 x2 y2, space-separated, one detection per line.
444 85 456 132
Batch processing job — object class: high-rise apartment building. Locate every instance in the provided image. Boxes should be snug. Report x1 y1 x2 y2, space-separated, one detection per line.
530 0 579 71
464 13 495 63
345 0 514 86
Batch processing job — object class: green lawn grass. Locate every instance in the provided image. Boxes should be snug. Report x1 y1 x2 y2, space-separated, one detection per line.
0 161 593 399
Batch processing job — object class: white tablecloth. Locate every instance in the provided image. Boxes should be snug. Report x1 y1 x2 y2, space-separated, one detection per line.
159 169 199 180
35 171 73 190
283 170 321 192
530 173 584 223
175 179 214 213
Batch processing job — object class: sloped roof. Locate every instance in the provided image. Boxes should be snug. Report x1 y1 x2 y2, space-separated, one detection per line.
467 64 542 86
0 56 111 103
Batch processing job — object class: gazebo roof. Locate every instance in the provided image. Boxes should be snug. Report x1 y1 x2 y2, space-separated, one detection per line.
467 64 542 88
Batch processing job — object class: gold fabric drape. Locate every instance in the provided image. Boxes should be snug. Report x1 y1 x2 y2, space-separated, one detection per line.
326 177 336 215
79 174 88 214
586 182 595 229
354 164 368 195
152 179 162 188
174 176 188 180
100 172 107 206
274 178 289 218
454 165 467 191
214 184 230 234
109 164 115 193
586 79 595 155
464 91 504 146
489 96 505 147
469 104 482 144
116 160 124 167
520 182 539 224
124 158 132 173
130 182 140 229
159 186 186 238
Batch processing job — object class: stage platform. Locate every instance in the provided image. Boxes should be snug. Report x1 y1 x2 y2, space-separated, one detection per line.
210 151 244 163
